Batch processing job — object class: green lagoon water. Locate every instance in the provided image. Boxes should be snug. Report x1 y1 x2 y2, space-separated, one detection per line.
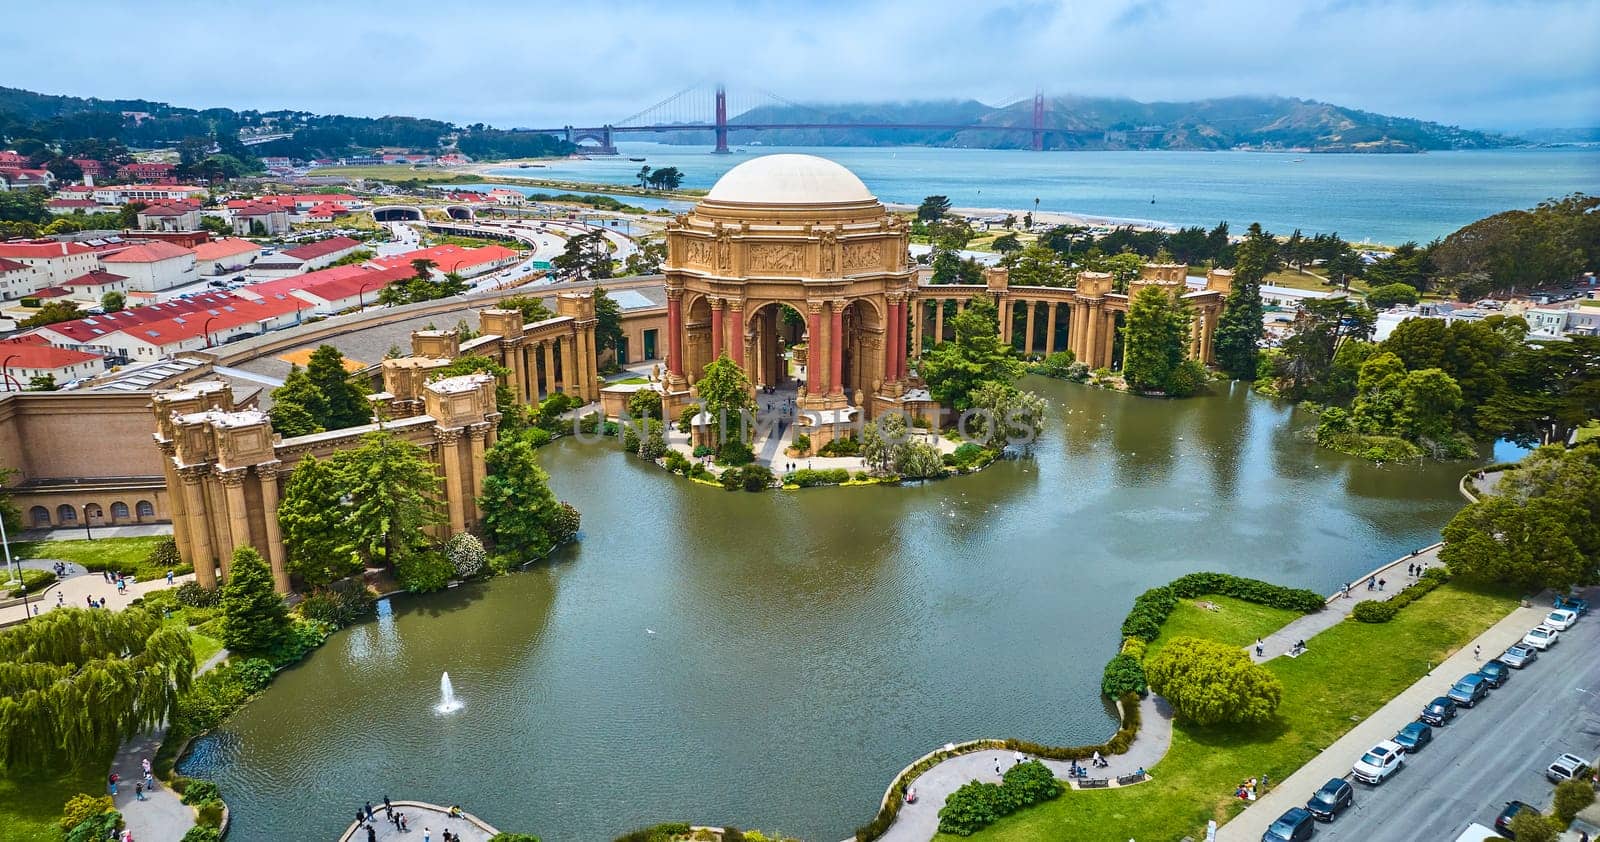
488 143 1599 244
181 379 1477 841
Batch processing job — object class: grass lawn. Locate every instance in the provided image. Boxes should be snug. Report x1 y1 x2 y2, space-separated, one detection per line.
1261 269 1369 294
1146 595 1301 660
11 536 178 580
0 752 112 842
949 582 1519 842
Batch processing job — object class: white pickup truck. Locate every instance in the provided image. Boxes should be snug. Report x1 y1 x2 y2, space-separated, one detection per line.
1451 823 1498 842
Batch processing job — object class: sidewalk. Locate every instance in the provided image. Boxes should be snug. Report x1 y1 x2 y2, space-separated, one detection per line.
0 565 193 626
1217 597 1548 841
111 730 194 842
1250 545 1443 664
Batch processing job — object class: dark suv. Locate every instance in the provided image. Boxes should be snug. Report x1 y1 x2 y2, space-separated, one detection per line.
1263 807 1317 842
1477 659 1510 688
1305 777 1353 821
1447 674 1489 708
1420 696 1457 726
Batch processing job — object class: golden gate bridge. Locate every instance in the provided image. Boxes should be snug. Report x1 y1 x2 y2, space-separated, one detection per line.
516 85 1155 154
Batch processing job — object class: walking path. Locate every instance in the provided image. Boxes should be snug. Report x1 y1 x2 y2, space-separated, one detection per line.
1216 595 1555 841
336 801 498 842
877 695 1173 842
111 731 193 842
0 562 194 626
1249 544 1443 664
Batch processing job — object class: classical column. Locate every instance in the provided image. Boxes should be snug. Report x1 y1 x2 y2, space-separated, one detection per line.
560 334 578 394
1023 300 1036 356
1102 312 1116 369
832 300 844 400
999 298 1012 344
911 298 924 358
1084 304 1101 368
957 298 966 314
934 300 945 347
542 341 556 398
1046 302 1059 355
806 302 823 395
883 295 899 383
437 427 466 534
180 467 216 588
666 289 684 378
726 298 744 370
710 297 724 360
255 463 289 594
1203 309 1218 364
466 423 489 525
580 325 598 401
217 468 250 571
504 339 527 404
157 443 192 564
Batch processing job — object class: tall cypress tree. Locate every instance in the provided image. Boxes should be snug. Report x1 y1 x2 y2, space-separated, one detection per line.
306 344 372 430
219 546 291 655
1214 223 1276 378
333 431 443 566
1122 287 1192 392
277 454 359 587
268 364 325 437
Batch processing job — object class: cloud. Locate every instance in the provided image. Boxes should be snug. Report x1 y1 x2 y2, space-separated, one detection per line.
0 0 1594 130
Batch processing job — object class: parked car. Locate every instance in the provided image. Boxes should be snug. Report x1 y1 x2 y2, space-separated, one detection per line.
1263 807 1317 842
1544 608 1578 631
1476 659 1510 688
1392 721 1434 753
1522 626 1559 650
1305 777 1354 821
1500 644 1538 669
1420 696 1458 726
1546 752 1592 783
1495 801 1538 837
1554 594 1588 615
1447 674 1490 708
1352 740 1405 784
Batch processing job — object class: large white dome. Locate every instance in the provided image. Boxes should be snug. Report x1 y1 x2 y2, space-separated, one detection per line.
703 154 875 205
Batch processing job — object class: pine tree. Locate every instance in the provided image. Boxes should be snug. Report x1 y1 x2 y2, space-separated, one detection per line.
332 431 442 566
1121 287 1192 392
1214 223 1274 378
268 365 325 437
277 455 359 587
479 429 568 558
219 547 291 656
306 345 372 430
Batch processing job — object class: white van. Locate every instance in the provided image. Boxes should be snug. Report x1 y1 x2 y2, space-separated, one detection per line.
1452 823 1498 842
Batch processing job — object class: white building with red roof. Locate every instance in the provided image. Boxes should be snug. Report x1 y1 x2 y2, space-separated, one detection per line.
371 243 522 278
25 292 236 356
93 184 207 204
118 162 177 184
235 264 413 315
46 198 100 215
99 240 198 291
303 202 351 222
485 188 526 206
228 201 291 236
0 335 105 391
192 238 261 276
0 168 55 191
55 184 97 201
134 200 203 232
0 240 103 300
280 236 363 271
62 269 131 298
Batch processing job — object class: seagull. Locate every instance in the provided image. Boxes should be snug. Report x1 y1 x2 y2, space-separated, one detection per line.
645 629 656 635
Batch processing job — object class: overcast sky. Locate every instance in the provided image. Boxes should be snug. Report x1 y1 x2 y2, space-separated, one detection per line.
2 0 1596 131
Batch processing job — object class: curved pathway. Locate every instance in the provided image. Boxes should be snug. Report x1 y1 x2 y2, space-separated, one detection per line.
336 801 498 842
875 695 1173 842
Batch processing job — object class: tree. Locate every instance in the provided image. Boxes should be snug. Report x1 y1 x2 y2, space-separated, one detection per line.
919 297 1023 410
0 607 192 769
1214 223 1274 378
332 431 442 566
409 257 438 279
277 454 358 587
218 547 292 655
1121 287 1192 393
1553 778 1596 825
479 429 572 558
635 165 652 188
100 291 126 312
1144 636 1283 726
592 285 623 366
1441 495 1589 592
26 374 57 391
1271 298 1374 401
20 300 83 329
1479 337 1600 447
445 533 487 578
1506 811 1559 842
966 380 1046 450
305 345 372 430
991 233 1022 253
696 354 756 446
1001 243 1068 287
498 294 554 324
621 239 666 275
268 365 326 437
1365 283 1419 310
917 195 952 222
552 231 612 281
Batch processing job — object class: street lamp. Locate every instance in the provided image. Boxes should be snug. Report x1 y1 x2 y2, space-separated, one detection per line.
202 315 219 349
1 353 20 392
82 504 94 541
0 506 27 620
358 280 375 309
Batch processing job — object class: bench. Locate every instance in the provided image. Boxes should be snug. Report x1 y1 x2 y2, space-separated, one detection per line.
1079 778 1109 788
1116 772 1147 786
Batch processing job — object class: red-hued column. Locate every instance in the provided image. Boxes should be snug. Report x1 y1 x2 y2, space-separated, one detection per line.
884 297 900 382
710 298 724 360
807 303 823 395
727 299 744 369
666 291 684 377
829 301 845 396
893 296 907 381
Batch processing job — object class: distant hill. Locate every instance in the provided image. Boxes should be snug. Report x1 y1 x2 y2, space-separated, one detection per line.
1515 127 1600 145
644 94 1517 153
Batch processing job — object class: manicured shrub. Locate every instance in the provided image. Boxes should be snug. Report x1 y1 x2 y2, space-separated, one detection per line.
1507 811 1559 842
60 794 113 830
639 426 667 460
937 761 1062 837
791 433 811 455
1353 600 1398 623
787 468 850 487
688 463 711 480
853 470 870 481
950 442 988 467
488 834 542 842
717 437 754 466
445 533 488 578
692 445 714 458
396 550 454 593
182 828 222 842
230 658 274 693
176 581 221 608
1146 636 1282 725
720 467 745 491
263 620 332 667
143 536 188 574
818 435 860 456
65 811 121 842
664 450 690 474
612 823 690 842
741 465 774 491
1101 653 1148 696
297 578 375 628
1554 778 1595 824
1001 760 1063 806
194 800 224 827
526 427 553 448
178 779 221 805
551 502 581 544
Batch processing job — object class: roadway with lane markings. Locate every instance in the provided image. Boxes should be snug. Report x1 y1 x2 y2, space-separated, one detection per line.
1308 609 1600 842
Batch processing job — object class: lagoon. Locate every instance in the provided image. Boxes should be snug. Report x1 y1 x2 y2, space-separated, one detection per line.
488 143 1600 244
180 379 1477 842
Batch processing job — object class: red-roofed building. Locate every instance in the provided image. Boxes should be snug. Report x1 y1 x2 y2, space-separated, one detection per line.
236 264 413 314
0 240 102 300
0 152 29 168
108 295 307 360
118 162 178 184
372 244 521 278
25 292 237 355
192 238 261 276
134 200 203 232
46 198 100 215
485 188 525 206
99 240 198 291
55 185 97 201
0 336 105 391
71 159 107 180
0 167 55 190
281 236 363 270
62 269 131 297
228 201 291 236
93 184 207 204
303 202 351 222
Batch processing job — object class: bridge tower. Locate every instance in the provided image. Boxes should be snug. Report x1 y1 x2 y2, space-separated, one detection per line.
1032 92 1045 152
714 85 731 154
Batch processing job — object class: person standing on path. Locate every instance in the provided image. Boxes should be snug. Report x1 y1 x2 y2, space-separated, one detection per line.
166 570 174 586
366 826 377 842
108 772 118 796
423 829 431 842
134 781 145 801
384 795 392 816
1367 575 1376 590
1474 645 1481 660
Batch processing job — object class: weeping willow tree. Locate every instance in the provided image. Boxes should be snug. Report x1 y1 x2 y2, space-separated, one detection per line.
0 608 193 770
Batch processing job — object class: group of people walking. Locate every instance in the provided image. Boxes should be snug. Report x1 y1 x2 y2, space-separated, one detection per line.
106 757 157 803
355 798 472 842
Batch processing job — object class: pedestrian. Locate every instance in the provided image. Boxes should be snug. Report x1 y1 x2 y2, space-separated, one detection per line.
1378 578 1386 591
400 814 409 832
108 772 118 796
365 802 374 821
1255 641 1264 657
135 781 145 801
57 591 64 607
1367 575 1376 590
367 826 377 842
357 808 366 826
143 772 153 791
1474 645 1481 660
995 758 1002 775
384 795 393 815
141 758 151 776
423 828 431 842
166 569 174 586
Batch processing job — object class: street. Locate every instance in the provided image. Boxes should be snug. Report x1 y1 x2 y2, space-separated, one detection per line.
1308 606 1600 842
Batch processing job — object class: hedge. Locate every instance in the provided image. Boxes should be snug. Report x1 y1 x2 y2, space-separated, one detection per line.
787 468 850 487
937 761 1062 836
1353 567 1450 623
1121 573 1324 642
1101 653 1148 696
